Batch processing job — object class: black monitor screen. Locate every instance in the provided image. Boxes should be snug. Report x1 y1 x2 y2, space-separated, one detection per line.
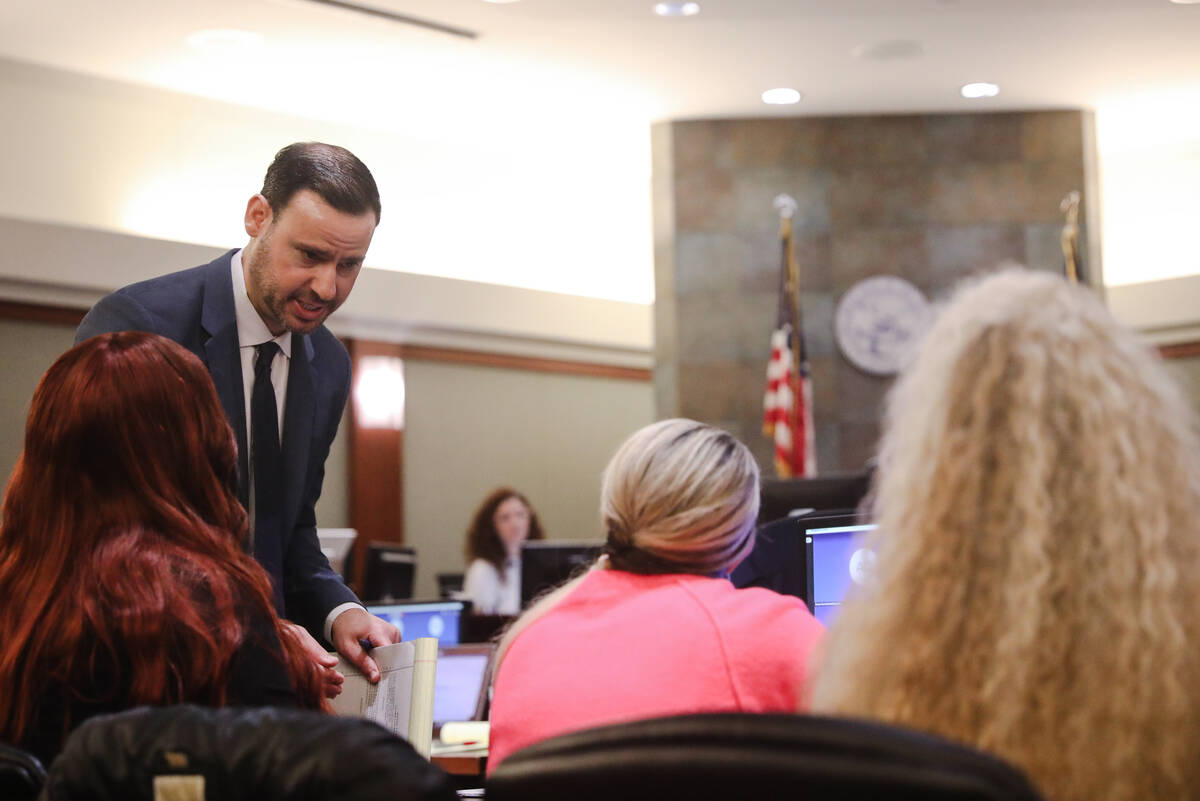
361 544 415 603
519 541 603 607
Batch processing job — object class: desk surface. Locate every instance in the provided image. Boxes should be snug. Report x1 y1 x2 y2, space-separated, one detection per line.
431 744 488 776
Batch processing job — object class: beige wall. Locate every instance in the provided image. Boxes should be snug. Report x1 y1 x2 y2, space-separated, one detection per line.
0 315 654 596
1163 355 1200 421
0 319 77 494
0 56 654 306
403 359 655 599
0 316 351 528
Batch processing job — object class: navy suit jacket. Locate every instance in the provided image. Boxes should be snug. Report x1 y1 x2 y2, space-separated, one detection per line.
75 250 359 639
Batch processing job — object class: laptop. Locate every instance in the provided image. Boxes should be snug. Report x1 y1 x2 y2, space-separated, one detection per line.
366 599 470 645
433 643 494 730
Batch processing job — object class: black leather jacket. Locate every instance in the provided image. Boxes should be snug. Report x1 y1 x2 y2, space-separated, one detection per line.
40 705 456 801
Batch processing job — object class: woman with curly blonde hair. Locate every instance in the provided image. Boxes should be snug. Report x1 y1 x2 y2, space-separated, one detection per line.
812 269 1200 801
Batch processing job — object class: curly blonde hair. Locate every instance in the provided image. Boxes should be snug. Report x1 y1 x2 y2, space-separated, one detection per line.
811 269 1200 801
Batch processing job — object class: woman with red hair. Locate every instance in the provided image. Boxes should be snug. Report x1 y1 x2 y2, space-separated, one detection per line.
0 331 322 764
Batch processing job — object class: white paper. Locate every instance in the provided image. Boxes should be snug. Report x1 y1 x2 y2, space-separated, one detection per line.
328 641 415 736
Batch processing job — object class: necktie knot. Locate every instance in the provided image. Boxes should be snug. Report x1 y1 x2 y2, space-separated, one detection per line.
255 341 280 379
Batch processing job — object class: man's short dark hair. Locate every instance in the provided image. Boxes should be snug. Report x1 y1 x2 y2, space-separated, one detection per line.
261 142 381 223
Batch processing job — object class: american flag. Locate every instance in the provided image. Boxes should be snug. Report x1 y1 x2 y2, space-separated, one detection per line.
763 208 817 478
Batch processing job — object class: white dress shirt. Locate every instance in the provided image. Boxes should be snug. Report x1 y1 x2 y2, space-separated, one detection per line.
463 557 522 615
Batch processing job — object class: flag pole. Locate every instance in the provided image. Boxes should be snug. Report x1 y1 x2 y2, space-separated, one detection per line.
1060 190 1082 285
773 194 800 376
763 193 816 477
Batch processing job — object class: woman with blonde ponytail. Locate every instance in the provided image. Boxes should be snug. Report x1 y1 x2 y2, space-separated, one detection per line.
812 269 1200 801
487 419 823 771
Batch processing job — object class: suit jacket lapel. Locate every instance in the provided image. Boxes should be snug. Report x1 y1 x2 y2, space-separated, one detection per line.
281 334 315 543
199 256 250 507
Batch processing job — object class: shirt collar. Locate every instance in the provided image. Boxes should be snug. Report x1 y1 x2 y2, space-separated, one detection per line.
231 249 292 358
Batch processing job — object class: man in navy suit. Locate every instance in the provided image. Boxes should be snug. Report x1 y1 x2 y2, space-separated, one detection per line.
76 142 399 694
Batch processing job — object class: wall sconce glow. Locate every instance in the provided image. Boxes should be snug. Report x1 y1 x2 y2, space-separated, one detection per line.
654 2 701 16
762 88 803 105
960 82 1000 99
354 356 405 430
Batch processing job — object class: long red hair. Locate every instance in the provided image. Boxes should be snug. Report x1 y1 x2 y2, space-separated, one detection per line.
0 331 321 744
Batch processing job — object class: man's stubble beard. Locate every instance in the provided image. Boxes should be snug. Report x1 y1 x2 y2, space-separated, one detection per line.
245 237 290 335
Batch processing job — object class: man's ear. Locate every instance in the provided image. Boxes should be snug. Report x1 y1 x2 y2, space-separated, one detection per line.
244 194 273 237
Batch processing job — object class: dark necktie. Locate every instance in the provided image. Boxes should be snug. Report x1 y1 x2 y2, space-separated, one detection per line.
252 341 285 612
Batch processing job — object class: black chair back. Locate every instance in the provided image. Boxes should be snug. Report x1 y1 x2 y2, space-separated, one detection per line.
0 743 45 801
487 713 1045 801
42 704 455 801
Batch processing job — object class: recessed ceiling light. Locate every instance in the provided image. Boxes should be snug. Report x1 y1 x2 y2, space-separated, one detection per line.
1168 0 1200 5
960 82 1000 99
762 88 803 105
654 2 701 16
186 29 263 51
482 0 521 4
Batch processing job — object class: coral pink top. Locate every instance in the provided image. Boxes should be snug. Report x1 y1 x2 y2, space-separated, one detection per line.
487 568 823 772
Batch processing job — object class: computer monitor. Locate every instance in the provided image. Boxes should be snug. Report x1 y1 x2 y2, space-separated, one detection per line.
519 540 603 607
361 543 416 603
731 511 877 627
802 513 878 627
366 599 469 644
316 528 357 579
433 643 494 728
757 472 871 523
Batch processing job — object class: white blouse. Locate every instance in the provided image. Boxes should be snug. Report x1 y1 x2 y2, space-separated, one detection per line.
462 557 522 615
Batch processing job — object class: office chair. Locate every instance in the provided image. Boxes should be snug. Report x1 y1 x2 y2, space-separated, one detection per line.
0 743 46 801
486 712 1046 801
42 704 456 801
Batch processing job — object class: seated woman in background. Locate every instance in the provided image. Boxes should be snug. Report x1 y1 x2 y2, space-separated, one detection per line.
462 488 545 615
811 270 1200 801
487 419 824 771
0 332 322 765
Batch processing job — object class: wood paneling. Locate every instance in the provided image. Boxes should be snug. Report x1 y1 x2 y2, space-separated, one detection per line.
398 343 651 382
0 300 85 326
346 339 405 592
1159 341 1200 360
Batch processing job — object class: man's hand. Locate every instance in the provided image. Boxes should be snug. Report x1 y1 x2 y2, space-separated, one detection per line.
330 608 402 683
282 621 344 698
